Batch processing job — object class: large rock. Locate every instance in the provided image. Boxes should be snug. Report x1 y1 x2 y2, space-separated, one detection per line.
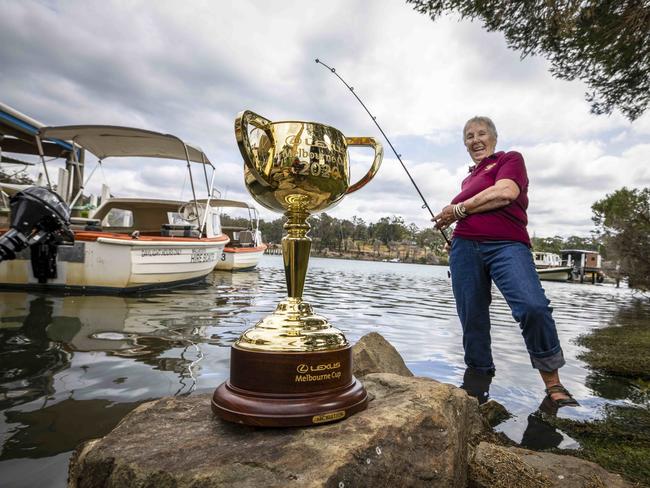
69 373 484 488
469 442 633 488
352 331 413 378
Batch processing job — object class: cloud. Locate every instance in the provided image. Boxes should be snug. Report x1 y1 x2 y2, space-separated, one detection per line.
1 0 647 239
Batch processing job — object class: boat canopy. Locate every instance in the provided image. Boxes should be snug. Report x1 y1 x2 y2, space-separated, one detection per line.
199 198 256 210
39 125 212 165
0 102 75 156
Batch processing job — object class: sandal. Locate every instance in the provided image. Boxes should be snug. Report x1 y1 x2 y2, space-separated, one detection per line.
545 384 580 408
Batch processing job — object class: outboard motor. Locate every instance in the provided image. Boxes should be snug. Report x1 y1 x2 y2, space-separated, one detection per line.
0 187 74 282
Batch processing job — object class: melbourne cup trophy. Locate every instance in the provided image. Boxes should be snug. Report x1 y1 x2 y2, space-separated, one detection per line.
211 110 383 427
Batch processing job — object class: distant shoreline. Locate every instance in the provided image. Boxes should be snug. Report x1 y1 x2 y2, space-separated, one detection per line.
264 246 448 266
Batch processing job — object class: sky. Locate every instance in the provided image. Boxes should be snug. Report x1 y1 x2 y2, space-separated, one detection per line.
1 0 648 237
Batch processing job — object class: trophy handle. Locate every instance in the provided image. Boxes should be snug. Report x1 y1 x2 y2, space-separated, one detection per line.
344 137 383 194
235 110 274 188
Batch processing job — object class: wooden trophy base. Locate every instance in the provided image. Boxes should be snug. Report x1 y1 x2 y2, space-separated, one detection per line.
211 344 368 427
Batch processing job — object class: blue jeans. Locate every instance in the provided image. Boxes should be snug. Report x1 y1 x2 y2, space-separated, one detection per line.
450 237 565 374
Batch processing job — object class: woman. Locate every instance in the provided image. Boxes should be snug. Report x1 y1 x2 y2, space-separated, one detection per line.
433 116 578 408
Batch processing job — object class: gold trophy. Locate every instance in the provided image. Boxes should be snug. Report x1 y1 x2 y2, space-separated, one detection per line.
211 110 383 426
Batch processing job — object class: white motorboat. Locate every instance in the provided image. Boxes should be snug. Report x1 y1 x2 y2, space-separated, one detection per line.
533 251 572 282
210 198 267 271
0 125 229 292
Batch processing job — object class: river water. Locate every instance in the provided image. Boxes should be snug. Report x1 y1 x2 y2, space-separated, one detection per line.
0 255 645 487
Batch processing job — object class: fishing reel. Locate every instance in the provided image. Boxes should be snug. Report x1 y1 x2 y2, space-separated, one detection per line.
0 187 74 276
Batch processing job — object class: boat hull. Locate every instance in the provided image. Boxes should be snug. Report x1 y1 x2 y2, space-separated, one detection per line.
215 245 267 271
0 231 228 292
536 266 572 282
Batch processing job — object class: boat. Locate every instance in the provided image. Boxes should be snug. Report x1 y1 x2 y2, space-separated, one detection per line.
210 198 266 271
0 124 229 292
533 251 572 282
560 249 605 284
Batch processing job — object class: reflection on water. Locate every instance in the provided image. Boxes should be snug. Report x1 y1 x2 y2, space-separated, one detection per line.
0 255 646 487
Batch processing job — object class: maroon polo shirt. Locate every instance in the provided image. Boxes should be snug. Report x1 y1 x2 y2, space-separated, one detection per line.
451 151 531 246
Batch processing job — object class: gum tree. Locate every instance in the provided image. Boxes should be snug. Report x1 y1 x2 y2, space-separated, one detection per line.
592 187 650 291
406 0 650 120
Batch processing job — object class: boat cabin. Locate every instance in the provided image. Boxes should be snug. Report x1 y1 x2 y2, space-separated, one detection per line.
85 198 223 239
532 252 562 268
560 249 604 283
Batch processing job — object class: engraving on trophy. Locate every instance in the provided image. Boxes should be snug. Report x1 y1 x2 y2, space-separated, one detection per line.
294 371 342 383
211 110 383 427
313 411 346 424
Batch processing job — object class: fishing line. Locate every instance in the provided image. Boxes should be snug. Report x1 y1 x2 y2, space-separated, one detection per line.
315 58 450 246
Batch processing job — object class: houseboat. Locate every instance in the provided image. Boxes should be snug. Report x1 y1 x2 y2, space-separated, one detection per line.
533 251 572 282
561 249 605 283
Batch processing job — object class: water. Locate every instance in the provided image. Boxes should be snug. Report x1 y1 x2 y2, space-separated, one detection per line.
0 255 645 487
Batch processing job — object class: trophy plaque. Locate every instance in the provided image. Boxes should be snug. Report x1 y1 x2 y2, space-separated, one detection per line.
211 110 383 427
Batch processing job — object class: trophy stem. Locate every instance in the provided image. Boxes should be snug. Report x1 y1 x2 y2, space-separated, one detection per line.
282 209 311 299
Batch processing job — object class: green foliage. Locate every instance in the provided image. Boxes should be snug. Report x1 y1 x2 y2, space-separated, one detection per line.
259 209 613 267
259 216 285 244
530 235 600 254
369 216 407 245
257 212 448 258
592 187 650 291
220 214 251 229
530 235 564 254
549 405 650 486
406 0 650 120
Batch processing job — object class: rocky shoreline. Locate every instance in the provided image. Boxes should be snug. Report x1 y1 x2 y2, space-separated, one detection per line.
67 333 633 487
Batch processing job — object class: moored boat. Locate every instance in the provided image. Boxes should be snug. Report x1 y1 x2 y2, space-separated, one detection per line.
560 249 605 284
0 125 229 292
211 198 266 271
533 251 572 282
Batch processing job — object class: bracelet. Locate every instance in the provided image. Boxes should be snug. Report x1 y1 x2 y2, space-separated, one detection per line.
453 203 468 220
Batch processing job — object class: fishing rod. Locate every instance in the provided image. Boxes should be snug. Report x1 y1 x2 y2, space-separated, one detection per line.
315 58 451 246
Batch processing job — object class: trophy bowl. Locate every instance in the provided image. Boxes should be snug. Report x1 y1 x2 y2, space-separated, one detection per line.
211 110 383 427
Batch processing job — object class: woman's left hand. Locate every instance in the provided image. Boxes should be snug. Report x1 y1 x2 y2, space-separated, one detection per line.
432 204 456 230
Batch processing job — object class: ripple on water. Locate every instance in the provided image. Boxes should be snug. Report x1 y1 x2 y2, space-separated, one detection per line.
0 254 646 478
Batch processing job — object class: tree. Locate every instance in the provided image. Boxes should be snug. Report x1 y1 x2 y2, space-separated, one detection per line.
351 216 369 241
370 216 407 245
310 213 338 251
531 235 565 254
592 187 650 291
406 0 650 120
339 219 355 251
259 217 284 244
563 235 599 251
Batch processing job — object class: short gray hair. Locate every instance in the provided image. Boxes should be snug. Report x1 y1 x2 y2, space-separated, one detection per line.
463 116 498 140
